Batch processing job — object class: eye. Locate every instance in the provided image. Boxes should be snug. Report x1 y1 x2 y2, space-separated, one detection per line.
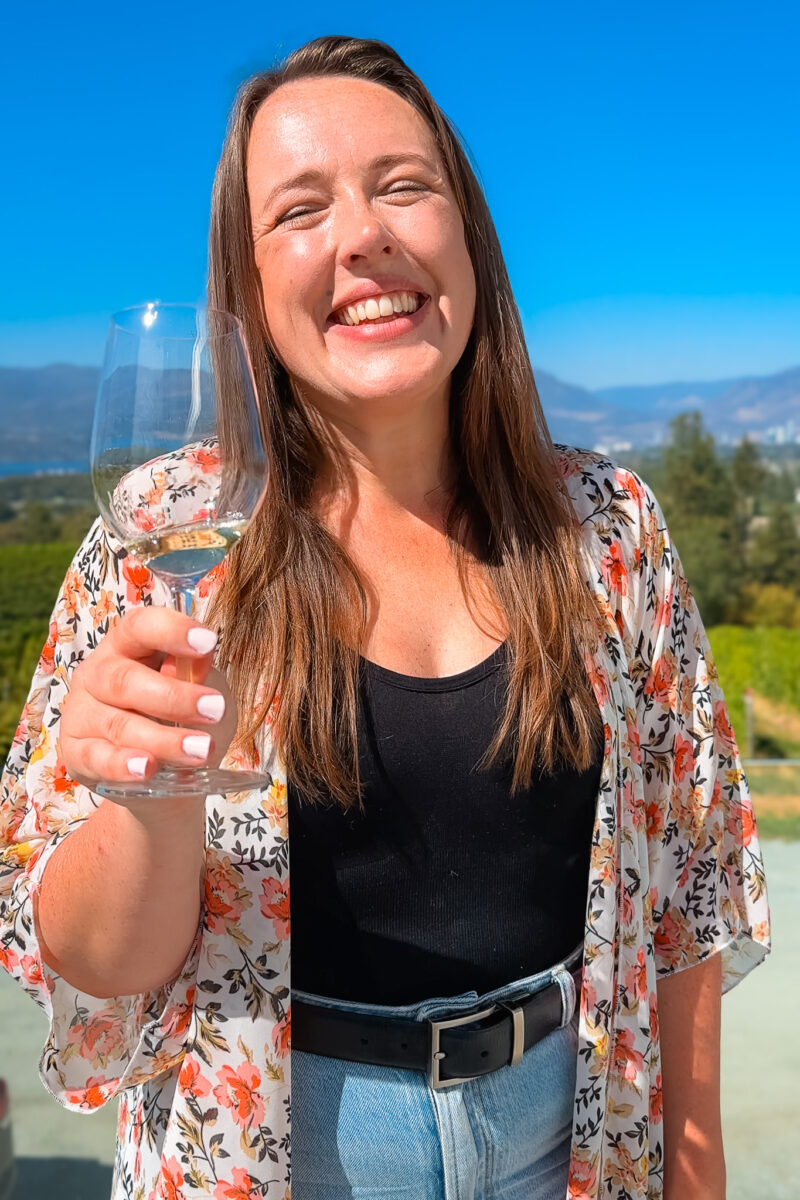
385 180 428 196
274 205 321 228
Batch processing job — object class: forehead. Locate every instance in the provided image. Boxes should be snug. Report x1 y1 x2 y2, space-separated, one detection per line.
247 75 440 182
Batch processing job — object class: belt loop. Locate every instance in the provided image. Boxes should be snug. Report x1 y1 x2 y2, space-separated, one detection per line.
551 963 576 1027
496 1001 525 1067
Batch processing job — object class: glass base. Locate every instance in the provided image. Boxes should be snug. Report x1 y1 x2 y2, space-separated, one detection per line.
96 766 273 800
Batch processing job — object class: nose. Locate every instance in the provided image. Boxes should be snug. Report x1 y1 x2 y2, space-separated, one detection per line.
335 196 395 265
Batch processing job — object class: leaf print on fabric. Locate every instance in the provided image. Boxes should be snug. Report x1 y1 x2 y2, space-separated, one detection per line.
0 447 769 1200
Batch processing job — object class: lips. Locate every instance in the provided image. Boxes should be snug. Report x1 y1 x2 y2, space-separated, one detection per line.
325 280 430 329
326 294 430 341
335 290 424 326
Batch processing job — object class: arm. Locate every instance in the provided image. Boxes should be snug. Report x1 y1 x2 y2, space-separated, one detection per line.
36 792 206 998
658 953 725 1200
0 521 226 1107
36 605 231 998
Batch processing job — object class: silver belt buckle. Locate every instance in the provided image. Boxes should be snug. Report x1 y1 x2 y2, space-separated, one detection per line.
428 999 525 1091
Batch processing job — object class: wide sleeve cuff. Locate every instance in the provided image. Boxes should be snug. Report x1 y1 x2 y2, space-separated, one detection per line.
7 828 201 1112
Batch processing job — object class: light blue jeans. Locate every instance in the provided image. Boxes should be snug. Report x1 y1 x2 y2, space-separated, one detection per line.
290 945 582 1200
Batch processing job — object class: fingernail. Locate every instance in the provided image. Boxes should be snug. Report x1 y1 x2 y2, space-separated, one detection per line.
197 693 226 722
187 627 218 655
183 734 211 761
127 756 149 778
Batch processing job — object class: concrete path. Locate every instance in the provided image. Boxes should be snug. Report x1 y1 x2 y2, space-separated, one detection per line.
721 837 798 1200
0 838 795 1198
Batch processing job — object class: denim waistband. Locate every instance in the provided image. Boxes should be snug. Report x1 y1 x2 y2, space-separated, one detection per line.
291 940 584 1026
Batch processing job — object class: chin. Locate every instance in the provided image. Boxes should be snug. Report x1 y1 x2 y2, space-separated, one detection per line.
341 376 446 407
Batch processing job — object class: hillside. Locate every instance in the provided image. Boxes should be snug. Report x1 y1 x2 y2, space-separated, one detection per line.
0 361 799 464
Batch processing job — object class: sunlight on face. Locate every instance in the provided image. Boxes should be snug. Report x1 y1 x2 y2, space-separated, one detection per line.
246 76 477 427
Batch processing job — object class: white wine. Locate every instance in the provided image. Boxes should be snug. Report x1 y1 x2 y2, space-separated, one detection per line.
126 518 249 588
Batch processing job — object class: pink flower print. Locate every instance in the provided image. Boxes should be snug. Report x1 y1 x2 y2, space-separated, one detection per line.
600 542 628 598
65 1075 113 1110
615 469 645 507
623 947 647 1007
272 1008 291 1058
213 1062 265 1129
122 558 155 604
188 445 221 473
213 1168 260 1200
68 1008 125 1062
610 1026 647 1088
38 620 59 675
260 876 290 940
713 700 739 757
20 953 44 987
204 857 246 934
673 733 695 782
178 1055 211 1097
645 651 679 709
0 945 20 974
158 1156 186 1200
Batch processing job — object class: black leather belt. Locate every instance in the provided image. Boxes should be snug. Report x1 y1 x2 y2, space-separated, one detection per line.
292 964 581 1091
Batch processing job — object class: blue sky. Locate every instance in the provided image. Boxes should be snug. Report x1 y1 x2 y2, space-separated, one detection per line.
1 0 797 388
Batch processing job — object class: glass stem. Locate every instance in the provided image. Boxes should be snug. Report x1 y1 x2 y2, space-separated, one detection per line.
170 585 197 684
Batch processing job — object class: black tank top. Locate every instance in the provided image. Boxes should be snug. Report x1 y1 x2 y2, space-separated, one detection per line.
288 641 603 1004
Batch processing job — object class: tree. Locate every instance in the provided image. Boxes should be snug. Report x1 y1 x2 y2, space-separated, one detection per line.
748 504 800 590
661 412 735 522
16 502 61 544
731 437 768 518
658 413 743 625
738 584 800 629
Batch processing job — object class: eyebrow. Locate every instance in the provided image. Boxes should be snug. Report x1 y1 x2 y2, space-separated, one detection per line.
257 153 440 216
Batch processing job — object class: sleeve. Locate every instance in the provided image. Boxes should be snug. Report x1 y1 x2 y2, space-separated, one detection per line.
0 518 201 1111
610 468 771 992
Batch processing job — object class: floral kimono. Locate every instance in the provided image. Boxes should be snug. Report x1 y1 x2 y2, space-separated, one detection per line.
0 446 771 1200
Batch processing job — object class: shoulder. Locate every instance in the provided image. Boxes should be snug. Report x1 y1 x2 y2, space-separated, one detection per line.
553 441 659 540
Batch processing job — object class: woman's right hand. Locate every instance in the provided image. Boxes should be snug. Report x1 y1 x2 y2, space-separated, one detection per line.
60 605 234 793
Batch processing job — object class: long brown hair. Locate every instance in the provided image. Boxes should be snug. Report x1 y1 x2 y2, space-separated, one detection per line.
207 35 603 809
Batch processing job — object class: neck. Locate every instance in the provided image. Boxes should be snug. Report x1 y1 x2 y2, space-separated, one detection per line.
308 386 456 523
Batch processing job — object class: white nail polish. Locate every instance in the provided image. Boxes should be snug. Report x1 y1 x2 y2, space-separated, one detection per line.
183 734 211 760
197 693 225 722
187 627 218 655
127 756 149 778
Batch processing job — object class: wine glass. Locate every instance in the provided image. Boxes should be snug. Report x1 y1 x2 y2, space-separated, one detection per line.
90 302 271 800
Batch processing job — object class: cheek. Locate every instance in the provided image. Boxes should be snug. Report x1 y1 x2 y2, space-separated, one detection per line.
255 243 322 352
432 214 476 333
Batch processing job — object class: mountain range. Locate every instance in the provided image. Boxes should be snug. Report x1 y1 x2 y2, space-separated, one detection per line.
1 361 798 466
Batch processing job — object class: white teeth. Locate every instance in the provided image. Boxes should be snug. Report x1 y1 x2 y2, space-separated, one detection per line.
336 290 422 325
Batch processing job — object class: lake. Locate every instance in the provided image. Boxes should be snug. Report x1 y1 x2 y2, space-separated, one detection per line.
0 462 88 478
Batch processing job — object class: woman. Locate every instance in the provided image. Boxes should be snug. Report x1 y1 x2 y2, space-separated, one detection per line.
0 35 770 1200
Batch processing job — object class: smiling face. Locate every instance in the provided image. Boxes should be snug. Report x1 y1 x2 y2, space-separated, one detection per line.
246 75 477 426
